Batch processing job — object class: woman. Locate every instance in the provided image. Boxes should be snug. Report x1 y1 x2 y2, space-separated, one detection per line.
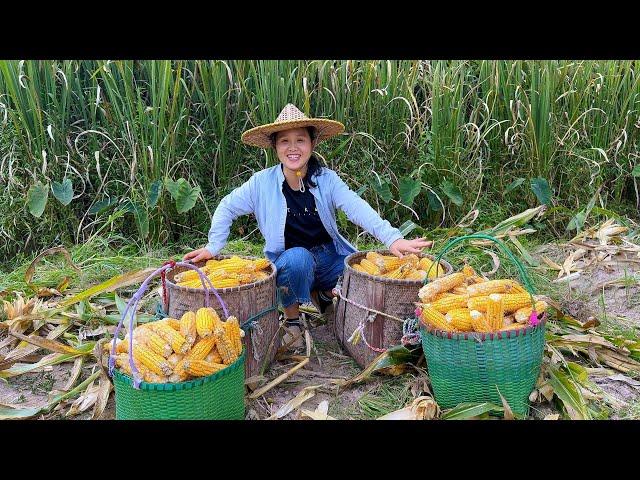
184 104 431 348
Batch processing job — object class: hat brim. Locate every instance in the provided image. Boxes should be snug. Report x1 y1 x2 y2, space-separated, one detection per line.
241 118 345 148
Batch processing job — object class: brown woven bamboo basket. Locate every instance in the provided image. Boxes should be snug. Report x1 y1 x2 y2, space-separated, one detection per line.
165 255 280 378
334 250 454 368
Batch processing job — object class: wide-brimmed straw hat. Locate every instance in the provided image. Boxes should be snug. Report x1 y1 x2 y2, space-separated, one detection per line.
241 104 345 148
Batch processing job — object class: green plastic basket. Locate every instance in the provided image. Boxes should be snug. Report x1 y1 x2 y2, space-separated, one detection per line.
420 234 547 416
113 352 246 420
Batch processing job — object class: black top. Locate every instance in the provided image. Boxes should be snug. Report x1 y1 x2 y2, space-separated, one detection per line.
282 180 332 250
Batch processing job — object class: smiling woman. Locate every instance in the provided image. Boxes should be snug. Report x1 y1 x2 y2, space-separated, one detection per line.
183 104 431 349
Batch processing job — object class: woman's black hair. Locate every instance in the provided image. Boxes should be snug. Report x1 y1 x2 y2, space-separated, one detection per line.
270 126 322 188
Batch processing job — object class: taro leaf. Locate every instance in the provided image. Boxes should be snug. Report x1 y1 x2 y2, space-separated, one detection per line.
58 267 157 309
505 178 525 195
530 177 552 205
27 181 49 217
567 211 586 233
369 177 392 204
25 246 81 287
632 165 640 177
166 177 201 214
88 197 119 215
51 178 73 206
399 176 422 207
440 179 463 206
147 180 163 208
131 202 149 239
440 402 503 420
426 189 443 211
547 365 591 420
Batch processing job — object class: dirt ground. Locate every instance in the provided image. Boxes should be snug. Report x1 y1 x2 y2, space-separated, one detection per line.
2 242 639 420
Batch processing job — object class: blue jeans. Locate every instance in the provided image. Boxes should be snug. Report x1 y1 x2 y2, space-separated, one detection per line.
274 243 346 308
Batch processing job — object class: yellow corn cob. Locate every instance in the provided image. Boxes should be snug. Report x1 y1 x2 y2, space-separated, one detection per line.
173 358 187 378
486 294 505 331
432 292 458 301
253 271 270 280
467 295 490 311
385 267 405 279
151 322 189 354
155 317 181 330
213 326 238 365
445 308 473 331
365 251 385 266
132 344 173 376
417 257 445 279
143 372 168 384
466 279 524 297
514 301 548 323
174 266 213 283
462 265 476 278
500 322 527 331
470 310 492 332
430 294 470 313
167 353 184 368
184 359 226 377
225 316 243 355
211 278 241 289
205 347 223 364
115 336 129 354
351 263 366 273
405 269 427 281
254 258 271 271
418 272 466 302
468 294 533 313
359 259 381 276
380 254 419 273
453 286 469 295
168 370 189 382
134 328 173 358
420 305 457 331
185 335 217 361
195 307 220 337
180 311 197 346
509 282 528 294
115 354 149 377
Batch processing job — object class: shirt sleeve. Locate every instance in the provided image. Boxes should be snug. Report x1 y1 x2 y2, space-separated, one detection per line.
329 170 403 249
204 174 256 256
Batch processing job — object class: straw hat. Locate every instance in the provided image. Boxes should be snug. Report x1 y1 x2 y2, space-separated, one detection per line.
241 104 345 148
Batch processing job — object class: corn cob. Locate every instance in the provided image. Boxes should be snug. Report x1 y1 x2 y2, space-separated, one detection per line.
168 370 189 382
155 317 181 330
445 308 473 331
470 310 492 332
405 269 427 281
385 267 405 279
174 266 212 283
167 353 184 368
225 316 243 355
254 258 271 271
420 305 457 331
508 282 528 294
351 263 366 273
514 301 548 323
499 294 536 313
467 296 490 311
195 307 220 337
359 259 381 275
132 344 173 376
213 326 238 365
143 372 168 384
134 327 173 358
418 257 445 279
205 347 223 364
115 336 129 354
503 315 515 327
180 311 198 346
430 294 470 313
185 335 217 361
211 278 241 289
453 286 469 295
466 279 525 297
500 322 527 331
184 359 226 377
115 354 149 377
418 272 466 302
365 251 385 266
432 292 458 301
151 322 189 354
486 294 505 331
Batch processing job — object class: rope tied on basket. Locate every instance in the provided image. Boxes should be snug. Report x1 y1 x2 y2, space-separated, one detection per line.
401 316 422 346
160 259 177 313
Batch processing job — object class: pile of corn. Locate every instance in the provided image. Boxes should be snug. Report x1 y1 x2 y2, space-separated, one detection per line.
174 256 271 289
106 307 244 383
351 252 447 281
417 265 548 333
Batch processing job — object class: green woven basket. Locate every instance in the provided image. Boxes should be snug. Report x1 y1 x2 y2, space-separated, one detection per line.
420 233 547 417
420 321 546 416
113 352 246 420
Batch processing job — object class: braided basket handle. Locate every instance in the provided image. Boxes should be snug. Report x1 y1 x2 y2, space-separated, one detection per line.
107 260 229 389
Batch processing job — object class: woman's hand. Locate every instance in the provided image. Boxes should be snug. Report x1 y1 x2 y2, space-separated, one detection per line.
183 247 214 264
389 237 433 258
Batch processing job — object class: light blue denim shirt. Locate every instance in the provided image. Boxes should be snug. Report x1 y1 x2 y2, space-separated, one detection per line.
205 164 403 262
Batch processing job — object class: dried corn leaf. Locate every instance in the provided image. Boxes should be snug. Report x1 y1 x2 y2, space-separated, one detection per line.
66 379 100 417
267 385 320 420
300 400 336 420
7 330 84 355
377 396 440 420
440 402 504 420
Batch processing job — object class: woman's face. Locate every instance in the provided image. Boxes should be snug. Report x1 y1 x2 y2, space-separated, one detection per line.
274 127 314 172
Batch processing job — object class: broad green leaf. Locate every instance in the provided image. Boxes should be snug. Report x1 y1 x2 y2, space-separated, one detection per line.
530 177 552 205
441 402 503 420
114 292 128 316
440 179 463 206
398 176 422 207
566 362 588 384
508 236 539 267
132 202 149 239
369 177 392 203
147 180 163 208
51 178 73 206
88 197 118 215
505 177 525 195
632 165 640 177
426 189 443 212
165 178 200 214
27 181 49 217
567 211 586 232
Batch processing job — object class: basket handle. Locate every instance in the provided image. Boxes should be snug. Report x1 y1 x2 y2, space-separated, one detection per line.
108 260 228 389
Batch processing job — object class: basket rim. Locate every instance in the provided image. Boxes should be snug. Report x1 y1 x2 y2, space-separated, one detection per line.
113 351 245 391
419 315 547 341
343 249 454 285
166 254 276 293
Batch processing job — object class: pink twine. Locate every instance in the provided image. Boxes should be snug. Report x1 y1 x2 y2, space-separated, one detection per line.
529 310 539 326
